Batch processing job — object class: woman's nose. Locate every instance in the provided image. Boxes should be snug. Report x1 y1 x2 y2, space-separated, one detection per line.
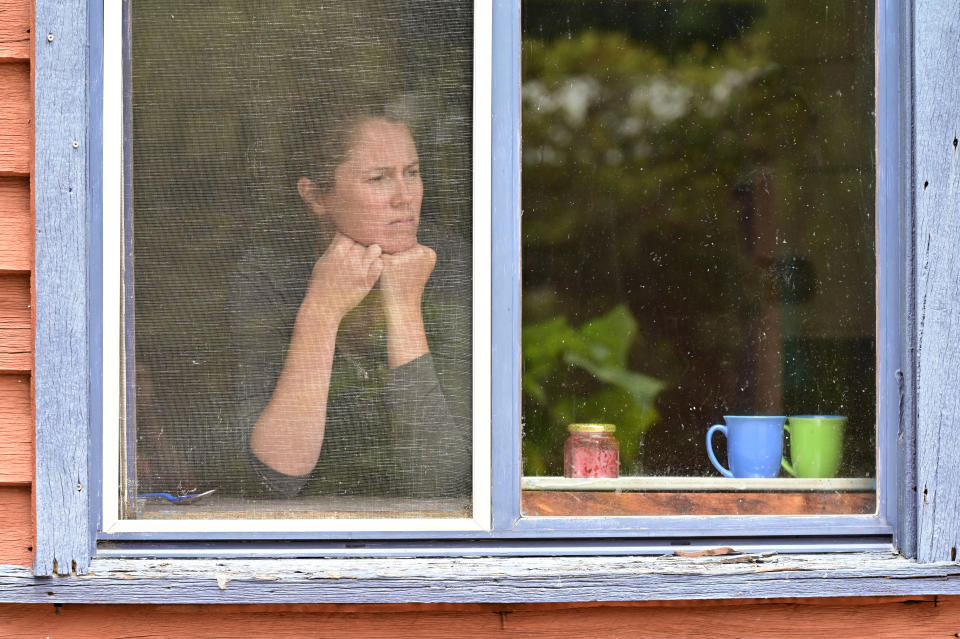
391 177 413 206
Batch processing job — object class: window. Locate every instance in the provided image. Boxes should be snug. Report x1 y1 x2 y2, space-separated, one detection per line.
35 0 952 582
100 0 892 540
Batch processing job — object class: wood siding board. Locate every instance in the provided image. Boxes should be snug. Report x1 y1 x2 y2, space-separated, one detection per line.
0 0 31 61
0 275 31 371
0 326 30 372
0 61 29 175
0 487 34 566
34 0 92 576
0 177 32 272
3 600 960 638
915 0 960 564
0 274 29 327
0 373 32 484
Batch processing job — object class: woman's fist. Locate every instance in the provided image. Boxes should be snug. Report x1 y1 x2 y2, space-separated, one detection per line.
379 244 436 319
303 232 383 320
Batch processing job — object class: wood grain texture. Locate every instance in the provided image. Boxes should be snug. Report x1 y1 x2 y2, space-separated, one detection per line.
914 0 960 564
0 486 33 566
3 553 960 604
0 0 30 61
0 177 31 272
2 599 960 639
0 61 29 175
0 373 31 484
0 274 29 327
0 327 29 371
521 491 875 516
0 275 31 384
34 0 91 576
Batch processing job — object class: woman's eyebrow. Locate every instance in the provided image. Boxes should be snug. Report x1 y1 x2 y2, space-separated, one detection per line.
365 160 419 173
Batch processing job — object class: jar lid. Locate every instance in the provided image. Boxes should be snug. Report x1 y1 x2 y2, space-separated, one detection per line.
567 423 616 433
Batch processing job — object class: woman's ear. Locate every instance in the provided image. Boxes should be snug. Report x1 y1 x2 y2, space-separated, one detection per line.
297 177 327 218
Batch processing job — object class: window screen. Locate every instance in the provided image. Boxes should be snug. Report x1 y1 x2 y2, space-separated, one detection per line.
126 1 474 521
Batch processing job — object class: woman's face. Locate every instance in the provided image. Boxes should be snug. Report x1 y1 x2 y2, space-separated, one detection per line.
303 118 423 255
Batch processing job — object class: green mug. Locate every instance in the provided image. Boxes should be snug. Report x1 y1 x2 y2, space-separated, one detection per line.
781 415 847 478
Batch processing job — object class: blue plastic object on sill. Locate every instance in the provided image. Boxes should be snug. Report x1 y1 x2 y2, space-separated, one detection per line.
136 489 216 503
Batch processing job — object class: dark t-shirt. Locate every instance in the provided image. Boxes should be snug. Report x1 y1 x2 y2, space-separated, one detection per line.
230 229 472 499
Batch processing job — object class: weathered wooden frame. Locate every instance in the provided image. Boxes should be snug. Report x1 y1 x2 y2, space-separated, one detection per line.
24 0 960 599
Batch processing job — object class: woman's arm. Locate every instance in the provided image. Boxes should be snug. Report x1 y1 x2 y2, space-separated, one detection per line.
378 244 472 498
250 233 383 476
380 244 435 368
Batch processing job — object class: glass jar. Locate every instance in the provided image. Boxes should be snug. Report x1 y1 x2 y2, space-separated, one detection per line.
563 423 620 478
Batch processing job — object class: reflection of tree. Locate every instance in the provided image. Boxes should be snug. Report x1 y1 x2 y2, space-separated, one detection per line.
521 13 874 476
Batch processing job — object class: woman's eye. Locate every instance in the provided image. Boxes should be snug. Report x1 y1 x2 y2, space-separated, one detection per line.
367 175 384 183
406 169 420 178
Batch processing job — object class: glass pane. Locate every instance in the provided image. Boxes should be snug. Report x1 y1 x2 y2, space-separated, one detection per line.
521 0 876 516
127 2 474 520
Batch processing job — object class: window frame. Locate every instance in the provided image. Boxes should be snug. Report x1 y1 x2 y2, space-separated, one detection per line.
496 0 900 540
97 0 495 538
31 0 954 583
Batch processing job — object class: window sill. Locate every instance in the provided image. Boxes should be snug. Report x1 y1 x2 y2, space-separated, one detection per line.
3 552 960 604
521 477 875 516
521 477 876 492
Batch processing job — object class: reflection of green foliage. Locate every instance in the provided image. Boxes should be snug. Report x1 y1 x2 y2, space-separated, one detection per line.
523 305 663 475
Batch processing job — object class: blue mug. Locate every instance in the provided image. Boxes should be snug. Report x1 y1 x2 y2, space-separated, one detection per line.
706 416 786 478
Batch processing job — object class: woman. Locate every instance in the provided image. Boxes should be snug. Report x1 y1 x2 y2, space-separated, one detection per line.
234 106 472 501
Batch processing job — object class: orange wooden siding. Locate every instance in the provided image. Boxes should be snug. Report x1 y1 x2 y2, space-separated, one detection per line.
1 599 960 638
0 373 31 484
0 178 31 272
0 61 29 176
0 0 30 62
0 0 31 571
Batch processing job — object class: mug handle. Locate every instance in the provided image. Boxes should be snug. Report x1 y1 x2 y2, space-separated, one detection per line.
706 424 733 478
781 422 797 476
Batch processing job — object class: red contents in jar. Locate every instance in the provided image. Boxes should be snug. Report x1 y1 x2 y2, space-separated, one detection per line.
564 424 620 478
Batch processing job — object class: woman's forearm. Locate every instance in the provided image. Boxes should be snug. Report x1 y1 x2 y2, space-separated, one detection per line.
249 307 341 476
385 303 430 368
251 234 384 478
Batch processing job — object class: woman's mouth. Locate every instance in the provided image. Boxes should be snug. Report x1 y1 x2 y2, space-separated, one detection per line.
387 217 416 230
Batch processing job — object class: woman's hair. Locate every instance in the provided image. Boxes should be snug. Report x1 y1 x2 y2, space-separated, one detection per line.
292 96 420 193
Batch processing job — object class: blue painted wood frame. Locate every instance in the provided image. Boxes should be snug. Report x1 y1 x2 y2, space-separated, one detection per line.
884 0 917 560
490 0 906 540
34 0 96 577
88 0 106 566
914 0 960 564
34 0 950 573
490 0 523 533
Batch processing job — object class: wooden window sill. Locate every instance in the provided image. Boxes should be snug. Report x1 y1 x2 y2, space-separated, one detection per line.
521 477 875 516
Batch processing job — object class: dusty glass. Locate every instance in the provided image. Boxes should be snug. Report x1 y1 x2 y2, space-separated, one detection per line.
520 0 876 517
